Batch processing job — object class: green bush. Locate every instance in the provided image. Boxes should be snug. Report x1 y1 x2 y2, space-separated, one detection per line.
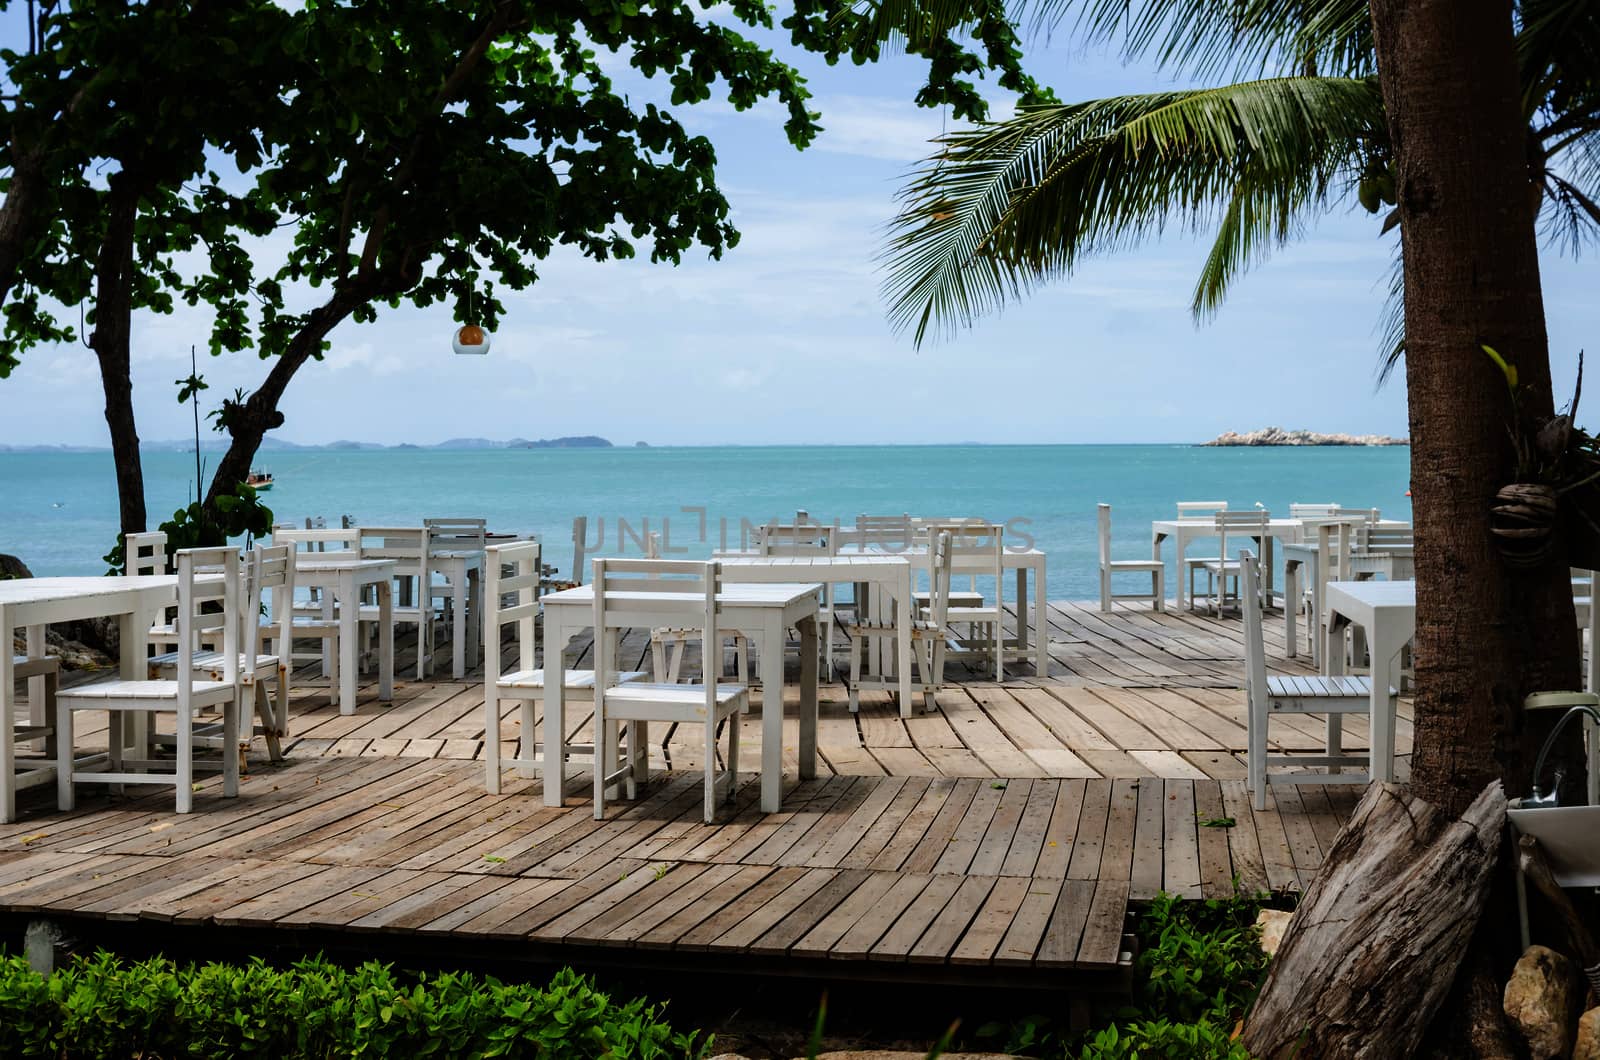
0 952 705 1058
980 889 1273 1059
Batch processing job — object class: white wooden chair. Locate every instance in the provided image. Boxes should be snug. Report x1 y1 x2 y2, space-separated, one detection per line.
147 544 293 763
758 521 838 678
56 547 243 813
1241 550 1389 810
480 540 646 794
1097 503 1164 612
1352 525 1415 580
425 517 486 660
359 527 433 678
644 531 750 686
591 559 746 824
842 530 955 714
923 523 1004 680
1289 503 1339 518
271 524 358 690
124 531 185 657
1177 501 1228 520
1192 510 1269 614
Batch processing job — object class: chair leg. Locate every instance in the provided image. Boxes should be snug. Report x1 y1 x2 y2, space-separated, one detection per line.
593 707 608 821
650 635 668 683
628 720 648 799
1325 714 1344 776
176 706 194 814
848 633 862 714
1249 701 1269 811
703 716 717 824
725 706 740 804
55 701 74 812
223 697 240 798
257 683 283 762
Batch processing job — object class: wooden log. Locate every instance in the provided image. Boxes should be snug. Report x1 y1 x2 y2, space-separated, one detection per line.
1241 781 1506 1059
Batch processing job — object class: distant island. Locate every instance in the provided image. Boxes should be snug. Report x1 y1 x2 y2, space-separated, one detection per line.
1202 427 1409 447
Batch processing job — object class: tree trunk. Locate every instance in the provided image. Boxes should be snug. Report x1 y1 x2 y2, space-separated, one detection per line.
203 293 363 513
89 174 146 539
0 150 48 312
1241 782 1506 1059
1368 0 1579 818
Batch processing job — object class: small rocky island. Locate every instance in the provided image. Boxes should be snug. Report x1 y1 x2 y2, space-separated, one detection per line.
1202 426 1409 447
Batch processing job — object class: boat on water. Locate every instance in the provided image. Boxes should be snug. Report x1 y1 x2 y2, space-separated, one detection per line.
246 470 274 491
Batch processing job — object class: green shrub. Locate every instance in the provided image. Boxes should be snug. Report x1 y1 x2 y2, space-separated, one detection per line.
0 952 705 1059
980 889 1273 1059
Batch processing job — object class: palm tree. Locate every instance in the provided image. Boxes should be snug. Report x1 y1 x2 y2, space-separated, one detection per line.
881 0 1600 358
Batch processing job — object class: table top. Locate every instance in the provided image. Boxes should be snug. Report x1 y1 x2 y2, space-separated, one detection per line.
0 576 178 605
542 582 824 608
713 553 910 568
1325 579 1416 610
294 557 397 574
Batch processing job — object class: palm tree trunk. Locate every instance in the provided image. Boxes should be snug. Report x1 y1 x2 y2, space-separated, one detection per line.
90 174 146 538
1369 0 1578 817
1365 0 1579 1050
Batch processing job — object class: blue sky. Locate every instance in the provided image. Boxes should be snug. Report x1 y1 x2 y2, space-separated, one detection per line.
0 12 1594 447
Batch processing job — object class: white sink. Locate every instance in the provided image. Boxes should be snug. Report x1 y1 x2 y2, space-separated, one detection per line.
1509 804 1600 887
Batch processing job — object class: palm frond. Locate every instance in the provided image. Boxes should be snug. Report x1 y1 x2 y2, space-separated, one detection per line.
881 76 1384 345
1376 249 1405 386
1025 0 1373 82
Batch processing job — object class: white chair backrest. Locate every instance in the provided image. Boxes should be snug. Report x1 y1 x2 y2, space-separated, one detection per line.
174 547 241 704
424 517 487 551
1289 503 1339 518
272 525 361 554
571 516 588 585
125 531 168 576
485 540 542 676
1332 507 1381 526
1214 510 1269 557
1238 550 1269 709
1178 501 1228 520
922 531 955 628
1096 504 1113 567
1359 525 1414 552
924 522 1001 600
854 513 913 550
359 527 430 583
250 544 294 676
592 559 720 713
758 523 834 557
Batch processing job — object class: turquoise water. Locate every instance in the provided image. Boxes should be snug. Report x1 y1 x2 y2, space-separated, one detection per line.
0 445 1412 597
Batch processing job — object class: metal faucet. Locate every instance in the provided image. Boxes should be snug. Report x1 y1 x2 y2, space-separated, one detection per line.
1526 704 1600 808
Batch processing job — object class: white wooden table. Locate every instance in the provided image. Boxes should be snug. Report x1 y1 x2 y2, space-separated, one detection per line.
837 544 1049 676
1323 579 1415 783
431 548 484 679
1 576 185 822
713 553 915 714
294 556 395 716
540 581 821 813
1154 517 1408 610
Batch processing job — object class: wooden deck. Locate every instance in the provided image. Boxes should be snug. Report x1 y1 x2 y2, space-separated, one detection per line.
2 599 1395 994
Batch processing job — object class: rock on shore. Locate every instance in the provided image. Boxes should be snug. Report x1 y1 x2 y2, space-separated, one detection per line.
1201 426 1409 447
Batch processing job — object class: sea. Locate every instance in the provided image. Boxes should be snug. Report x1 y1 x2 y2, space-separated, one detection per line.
0 445 1412 599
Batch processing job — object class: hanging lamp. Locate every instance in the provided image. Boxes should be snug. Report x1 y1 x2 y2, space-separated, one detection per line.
452 272 491 355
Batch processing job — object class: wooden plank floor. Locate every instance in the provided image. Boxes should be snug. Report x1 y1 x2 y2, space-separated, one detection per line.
3 599 1384 991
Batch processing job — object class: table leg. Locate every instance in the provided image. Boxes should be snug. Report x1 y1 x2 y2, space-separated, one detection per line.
1014 567 1027 655
759 613 785 813
451 561 467 680
1263 534 1276 602
895 568 913 719
1 617 14 824
25 624 45 727
120 608 150 763
798 614 817 781
1284 560 1300 658
467 565 482 670
338 571 357 716
540 615 565 805
1369 618 1400 784
378 581 394 702
1033 561 1048 676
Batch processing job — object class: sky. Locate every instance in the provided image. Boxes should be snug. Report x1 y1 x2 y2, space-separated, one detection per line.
0 11 1595 448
